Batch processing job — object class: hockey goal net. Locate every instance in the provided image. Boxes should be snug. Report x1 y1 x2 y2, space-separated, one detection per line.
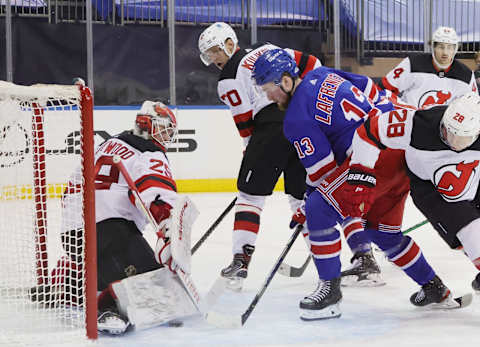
0 81 97 344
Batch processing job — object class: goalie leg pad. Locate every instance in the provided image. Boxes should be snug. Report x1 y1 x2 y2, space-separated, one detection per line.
111 268 197 331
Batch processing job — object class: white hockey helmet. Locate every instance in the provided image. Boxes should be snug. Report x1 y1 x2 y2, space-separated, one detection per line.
198 22 238 66
431 26 459 69
440 92 480 151
134 101 178 148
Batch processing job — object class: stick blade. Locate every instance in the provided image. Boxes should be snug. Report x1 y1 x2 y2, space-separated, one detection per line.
278 256 311 278
278 263 294 277
453 293 473 308
205 310 243 329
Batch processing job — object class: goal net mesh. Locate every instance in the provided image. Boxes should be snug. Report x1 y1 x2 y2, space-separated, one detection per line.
0 81 95 345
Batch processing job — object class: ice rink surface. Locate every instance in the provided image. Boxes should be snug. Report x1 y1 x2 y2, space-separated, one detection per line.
30 192 480 347
92 192 480 347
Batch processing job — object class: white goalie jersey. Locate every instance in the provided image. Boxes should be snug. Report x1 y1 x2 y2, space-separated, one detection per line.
218 42 322 146
62 131 178 233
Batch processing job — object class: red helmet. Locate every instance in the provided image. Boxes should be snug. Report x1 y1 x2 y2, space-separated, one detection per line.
135 101 178 148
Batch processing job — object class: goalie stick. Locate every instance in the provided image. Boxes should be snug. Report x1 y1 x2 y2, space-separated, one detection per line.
278 219 429 278
191 197 236 255
205 225 303 328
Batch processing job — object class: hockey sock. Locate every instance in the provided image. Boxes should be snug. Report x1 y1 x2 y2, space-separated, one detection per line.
342 219 371 254
232 192 264 254
383 235 435 285
310 227 341 280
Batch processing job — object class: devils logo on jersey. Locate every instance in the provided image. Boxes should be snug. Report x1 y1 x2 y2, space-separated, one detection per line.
418 90 452 109
433 160 479 201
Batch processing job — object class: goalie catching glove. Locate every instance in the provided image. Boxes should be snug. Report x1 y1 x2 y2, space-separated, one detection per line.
150 198 177 272
340 164 376 218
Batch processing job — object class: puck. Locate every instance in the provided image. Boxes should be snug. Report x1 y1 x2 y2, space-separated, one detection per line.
168 320 183 327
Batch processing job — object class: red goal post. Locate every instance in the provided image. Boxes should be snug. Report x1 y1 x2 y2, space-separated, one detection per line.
0 81 97 343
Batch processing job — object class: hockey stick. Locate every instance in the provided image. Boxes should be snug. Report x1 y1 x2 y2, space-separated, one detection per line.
111 156 205 313
279 219 430 278
278 255 311 277
402 219 428 235
191 197 236 255
206 225 303 328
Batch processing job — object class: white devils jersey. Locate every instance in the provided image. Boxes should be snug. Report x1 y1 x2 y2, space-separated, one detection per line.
381 54 477 109
350 107 480 203
217 42 321 146
62 131 177 233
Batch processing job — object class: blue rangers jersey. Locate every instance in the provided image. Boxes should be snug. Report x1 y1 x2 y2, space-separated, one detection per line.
284 67 395 187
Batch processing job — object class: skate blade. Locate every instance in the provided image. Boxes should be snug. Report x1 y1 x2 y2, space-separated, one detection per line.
299 303 342 321
427 293 473 310
341 273 386 287
224 277 244 292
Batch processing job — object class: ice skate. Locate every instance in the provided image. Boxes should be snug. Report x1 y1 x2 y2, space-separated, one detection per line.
472 273 480 294
341 251 385 287
410 275 455 308
98 311 130 335
299 277 342 321
221 244 255 291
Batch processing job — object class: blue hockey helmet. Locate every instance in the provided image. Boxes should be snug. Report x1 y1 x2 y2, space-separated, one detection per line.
252 49 299 86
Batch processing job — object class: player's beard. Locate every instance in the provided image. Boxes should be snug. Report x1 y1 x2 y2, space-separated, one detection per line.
277 94 291 111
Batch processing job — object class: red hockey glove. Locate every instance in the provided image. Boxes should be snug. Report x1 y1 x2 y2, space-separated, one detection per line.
289 203 306 229
340 164 376 218
289 185 316 229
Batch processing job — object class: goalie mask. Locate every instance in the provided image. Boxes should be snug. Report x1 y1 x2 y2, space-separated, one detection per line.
198 22 238 66
431 26 459 70
135 101 178 149
440 92 480 151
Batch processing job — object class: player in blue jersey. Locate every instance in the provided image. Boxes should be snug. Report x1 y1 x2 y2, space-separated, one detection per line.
252 49 456 320
254 49 387 286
